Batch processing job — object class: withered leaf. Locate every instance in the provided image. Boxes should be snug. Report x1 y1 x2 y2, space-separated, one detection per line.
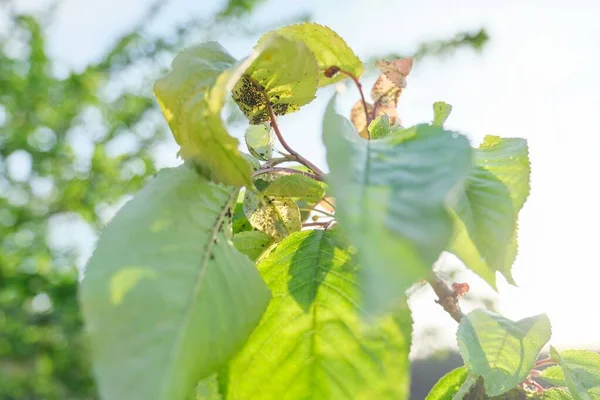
350 100 374 139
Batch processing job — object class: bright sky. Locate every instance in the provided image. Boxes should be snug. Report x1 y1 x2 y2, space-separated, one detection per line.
11 0 600 355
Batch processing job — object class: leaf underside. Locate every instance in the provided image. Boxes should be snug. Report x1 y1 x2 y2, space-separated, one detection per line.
448 135 530 288
323 96 472 315
225 230 413 400
80 165 270 400
457 309 551 396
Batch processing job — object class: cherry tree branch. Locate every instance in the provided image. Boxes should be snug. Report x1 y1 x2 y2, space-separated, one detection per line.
428 275 465 323
254 84 325 176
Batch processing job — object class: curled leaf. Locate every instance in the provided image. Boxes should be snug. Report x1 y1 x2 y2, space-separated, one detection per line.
231 35 318 124
245 123 273 161
259 23 364 87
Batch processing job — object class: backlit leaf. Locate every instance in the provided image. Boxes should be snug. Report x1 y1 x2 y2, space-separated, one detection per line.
258 173 326 199
243 190 301 240
544 388 574 399
225 230 413 399
540 365 566 386
245 123 273 161
448 136 530 288
231 35 318 124
456 309 551 396
260 23 363 87
80 165 270 400
232 230 274 261
323 96 472 314
153 42 252 186
433 101 452 126
425 366 468 400
550 348 600 400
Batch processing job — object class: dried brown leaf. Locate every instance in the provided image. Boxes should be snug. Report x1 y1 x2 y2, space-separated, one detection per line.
368 58 414 129
350 100 374 139
375 58 413 89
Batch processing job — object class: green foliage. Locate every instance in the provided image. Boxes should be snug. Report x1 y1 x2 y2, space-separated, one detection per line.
425 366 468 399
245 124 274 160
153 42 253 186
540 366 566 386
257 173 326 199
543 388 573 399
456 310 551 396
0 2 275 398
433 101 453 126
10 9 593 400
448 136 531 288
231 35 318 123
232 230 274 260
550 348 600 399
243 190 302 240
323 98 472 314
259 23 364 86
225 230 413 399
80 166 270 400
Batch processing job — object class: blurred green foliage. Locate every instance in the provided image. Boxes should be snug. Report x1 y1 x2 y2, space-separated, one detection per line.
0 1 270 398
0 1 488 398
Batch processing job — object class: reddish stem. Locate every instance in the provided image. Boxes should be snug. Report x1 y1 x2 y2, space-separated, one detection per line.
339 69 371 139
534 358 555 368
254 84 325 176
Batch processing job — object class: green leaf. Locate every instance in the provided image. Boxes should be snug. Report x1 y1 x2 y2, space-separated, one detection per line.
245 123 273 161
452 376 478 400
257 173 326 199
368 114 392 139
323 96 472 314
80 165 270 400
550 348 600 400
448 135 530 288
225 230 413 399
232 199 252 234
544 388 574 399
243 190 301 240
540 365 566 386
154 42 253 186
425 366 468 400
232 230 274 261
231 35 318 124
259 23 363 87
456 309 551 396
433 101 452 126
194 375 223 400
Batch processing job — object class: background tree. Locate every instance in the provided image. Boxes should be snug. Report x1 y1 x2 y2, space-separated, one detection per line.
0 1 488 398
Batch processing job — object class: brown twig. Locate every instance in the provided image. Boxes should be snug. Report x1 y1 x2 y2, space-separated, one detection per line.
254 83 325 176
428 276 465 323
253 167 323 182
534 358 555 368
339 68 371 139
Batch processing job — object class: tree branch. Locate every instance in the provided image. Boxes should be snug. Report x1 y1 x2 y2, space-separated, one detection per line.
428 275 465 323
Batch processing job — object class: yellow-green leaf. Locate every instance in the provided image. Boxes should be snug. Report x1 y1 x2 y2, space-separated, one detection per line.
259 23 363 87
225 230 413 399
153 42 252 186
448 135 530 288
231 35 318 124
